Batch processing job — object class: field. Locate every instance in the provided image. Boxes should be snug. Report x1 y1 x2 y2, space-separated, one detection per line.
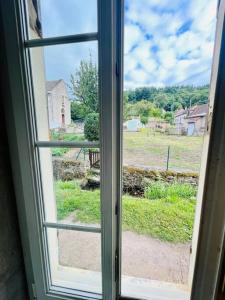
123 129 203 173
52 130 203 173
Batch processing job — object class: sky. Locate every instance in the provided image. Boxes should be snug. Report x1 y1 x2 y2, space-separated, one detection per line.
40 0 217 90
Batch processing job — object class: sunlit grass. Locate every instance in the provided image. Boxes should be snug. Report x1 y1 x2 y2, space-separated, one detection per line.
56 180 196 243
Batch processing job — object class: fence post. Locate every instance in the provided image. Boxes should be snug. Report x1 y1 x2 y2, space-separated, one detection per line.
166 145 170 171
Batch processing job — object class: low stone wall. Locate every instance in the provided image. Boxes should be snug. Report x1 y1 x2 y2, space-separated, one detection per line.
52 158 86 181
52 158 199 197
123 166 198 196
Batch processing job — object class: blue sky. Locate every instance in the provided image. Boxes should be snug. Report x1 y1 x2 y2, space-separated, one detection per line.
40 0 217 89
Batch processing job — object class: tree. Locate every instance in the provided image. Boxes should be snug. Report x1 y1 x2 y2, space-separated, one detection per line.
125 85 209 112
70 54 98 113
164 112 174 124
71 102 89 122
140 115 148 125
84 113 99 141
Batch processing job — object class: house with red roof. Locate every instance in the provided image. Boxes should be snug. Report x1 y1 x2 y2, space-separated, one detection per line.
174 104 208 136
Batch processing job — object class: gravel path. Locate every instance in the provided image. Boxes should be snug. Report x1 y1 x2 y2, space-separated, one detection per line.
58 228 190 284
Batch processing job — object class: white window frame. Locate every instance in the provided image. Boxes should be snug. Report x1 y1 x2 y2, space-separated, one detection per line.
2 0 225 300
1 0 121 299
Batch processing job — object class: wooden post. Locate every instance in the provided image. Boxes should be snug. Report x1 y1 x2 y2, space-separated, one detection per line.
166 145 170 171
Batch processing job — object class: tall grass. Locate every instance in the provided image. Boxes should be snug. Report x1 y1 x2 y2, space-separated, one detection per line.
144 181 197 200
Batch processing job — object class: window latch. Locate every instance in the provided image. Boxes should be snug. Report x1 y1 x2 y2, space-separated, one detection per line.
32 283 37 299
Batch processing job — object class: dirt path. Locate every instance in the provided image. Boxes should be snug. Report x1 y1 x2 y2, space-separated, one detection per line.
58 228 190 284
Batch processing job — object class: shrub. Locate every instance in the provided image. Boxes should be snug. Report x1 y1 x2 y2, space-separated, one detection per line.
140 115 149 125
84 112 99 141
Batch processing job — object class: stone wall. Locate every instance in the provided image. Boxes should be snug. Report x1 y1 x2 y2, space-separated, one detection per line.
53 158 87 181
123 166 198 196
52 158 198 197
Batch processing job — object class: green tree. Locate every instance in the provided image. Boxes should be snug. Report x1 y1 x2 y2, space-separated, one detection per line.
140 115 149 125
70 54 98 113
164 112 174 124
71 102 89 121
84 113 99 141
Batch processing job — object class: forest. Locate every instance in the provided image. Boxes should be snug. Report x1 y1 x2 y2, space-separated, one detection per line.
124 85 209 112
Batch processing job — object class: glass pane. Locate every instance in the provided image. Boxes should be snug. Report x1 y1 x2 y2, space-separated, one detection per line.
121 0 217 299
30 42 99 141
27 0 97 39
39 147 101 227
47 228 101 294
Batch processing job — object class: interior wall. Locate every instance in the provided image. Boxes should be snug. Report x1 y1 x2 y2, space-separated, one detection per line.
0 12 29 300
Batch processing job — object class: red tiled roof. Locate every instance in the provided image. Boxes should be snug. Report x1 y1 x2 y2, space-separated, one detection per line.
187 104 208 118
174 109 187 117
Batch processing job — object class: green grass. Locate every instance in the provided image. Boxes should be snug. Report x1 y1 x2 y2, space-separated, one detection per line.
51 133 85 156
144 181 197 200
123 130 203 172
56 180 196 243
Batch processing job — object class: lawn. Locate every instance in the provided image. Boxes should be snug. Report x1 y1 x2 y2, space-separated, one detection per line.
123 129 203 172
56 180 196 243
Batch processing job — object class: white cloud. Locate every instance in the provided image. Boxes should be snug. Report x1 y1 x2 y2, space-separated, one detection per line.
124 24 144 54
42 0 217 89
124 0 217 89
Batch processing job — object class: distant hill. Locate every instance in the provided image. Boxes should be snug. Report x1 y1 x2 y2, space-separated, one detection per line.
125 85 209 112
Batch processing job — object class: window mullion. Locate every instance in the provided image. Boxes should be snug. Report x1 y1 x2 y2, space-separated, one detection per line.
25 32 98 48
98 0 118 299
35 141 100 148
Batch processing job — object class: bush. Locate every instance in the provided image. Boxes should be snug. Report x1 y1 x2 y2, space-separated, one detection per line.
84 113 99 141
140 115 148 125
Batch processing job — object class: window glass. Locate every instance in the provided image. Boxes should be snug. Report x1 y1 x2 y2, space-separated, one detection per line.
30 42 99 141
47 228 102 294
27 0 97 39
121 0 217 299
39 148 101 227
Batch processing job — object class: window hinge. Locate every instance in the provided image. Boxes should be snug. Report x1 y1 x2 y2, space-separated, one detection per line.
115 251 119 282
116 62 119 77
115 202 118 215
32 283 37 299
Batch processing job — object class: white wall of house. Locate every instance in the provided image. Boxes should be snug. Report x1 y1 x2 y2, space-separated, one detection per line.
29 8 58 275
47 80 71 129
174 113 187 133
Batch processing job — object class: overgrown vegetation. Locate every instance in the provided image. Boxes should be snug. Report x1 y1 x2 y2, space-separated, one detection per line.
56 180 196 243
144 181 196 200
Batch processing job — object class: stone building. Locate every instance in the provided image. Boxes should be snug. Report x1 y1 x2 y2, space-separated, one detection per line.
46 79 71 129
174 104 208 136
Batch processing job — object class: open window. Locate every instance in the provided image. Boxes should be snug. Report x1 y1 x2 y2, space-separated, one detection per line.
1 0 225 300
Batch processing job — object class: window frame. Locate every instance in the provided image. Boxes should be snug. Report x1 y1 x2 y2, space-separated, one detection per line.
2 0 225 300
1 0 121 299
